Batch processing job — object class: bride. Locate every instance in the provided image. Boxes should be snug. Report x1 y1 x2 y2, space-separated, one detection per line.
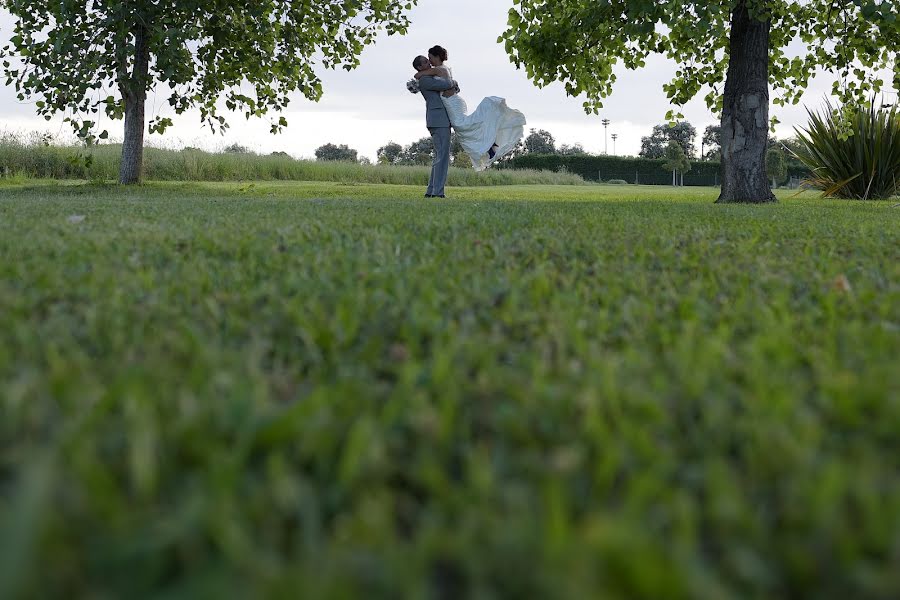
412 45 526 171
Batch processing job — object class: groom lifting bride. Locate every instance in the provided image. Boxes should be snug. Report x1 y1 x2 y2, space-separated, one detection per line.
409 45 526 199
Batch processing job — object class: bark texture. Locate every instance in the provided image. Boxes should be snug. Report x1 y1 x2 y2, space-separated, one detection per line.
717 1 777 203
119 24 150 185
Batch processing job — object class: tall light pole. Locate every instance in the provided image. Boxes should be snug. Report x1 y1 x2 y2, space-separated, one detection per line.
601 118 610 154
611 133 618 156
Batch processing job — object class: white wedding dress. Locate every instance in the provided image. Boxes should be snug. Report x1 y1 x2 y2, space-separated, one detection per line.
438 70 526 171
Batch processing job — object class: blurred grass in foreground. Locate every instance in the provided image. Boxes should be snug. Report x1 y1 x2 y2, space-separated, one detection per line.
0 181 898 598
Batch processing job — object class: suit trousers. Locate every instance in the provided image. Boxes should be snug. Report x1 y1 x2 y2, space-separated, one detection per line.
427 127 451 197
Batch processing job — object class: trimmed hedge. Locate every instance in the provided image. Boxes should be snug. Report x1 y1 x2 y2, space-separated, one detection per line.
503 154 811 187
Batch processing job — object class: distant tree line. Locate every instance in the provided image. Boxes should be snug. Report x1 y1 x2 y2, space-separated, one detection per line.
313 127 589 167
375 128 587 167
315 143 359 162
640 120 804 186
316 121 803 184
502 128 588 161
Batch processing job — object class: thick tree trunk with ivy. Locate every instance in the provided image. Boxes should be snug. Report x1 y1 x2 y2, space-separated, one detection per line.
717 1 776 204
119 24 150 185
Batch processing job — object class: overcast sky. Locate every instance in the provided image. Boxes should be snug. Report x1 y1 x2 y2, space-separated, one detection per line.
0 1 895 161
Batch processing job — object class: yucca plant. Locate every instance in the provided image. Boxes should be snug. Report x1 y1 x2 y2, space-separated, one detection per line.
792 100 900 199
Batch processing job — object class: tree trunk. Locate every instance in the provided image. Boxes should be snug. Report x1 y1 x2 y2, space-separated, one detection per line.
119 24 150 185
716 0 776 204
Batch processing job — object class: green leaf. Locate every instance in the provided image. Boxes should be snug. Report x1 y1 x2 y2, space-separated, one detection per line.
1 0 420 183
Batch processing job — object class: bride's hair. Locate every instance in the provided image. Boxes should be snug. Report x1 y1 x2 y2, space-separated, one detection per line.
428 45 448 62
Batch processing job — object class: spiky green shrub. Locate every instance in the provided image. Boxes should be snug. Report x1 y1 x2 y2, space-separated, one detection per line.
792 101 900 199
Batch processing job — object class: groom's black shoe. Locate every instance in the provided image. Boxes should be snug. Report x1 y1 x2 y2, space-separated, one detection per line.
424 194 433 198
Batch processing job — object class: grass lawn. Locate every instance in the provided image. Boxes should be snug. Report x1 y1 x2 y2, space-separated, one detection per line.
1 181 898 598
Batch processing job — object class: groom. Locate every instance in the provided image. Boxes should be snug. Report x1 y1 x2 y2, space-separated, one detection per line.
413 55 456 198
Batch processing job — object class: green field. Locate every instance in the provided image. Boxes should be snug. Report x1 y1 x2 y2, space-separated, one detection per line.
1 181 898 598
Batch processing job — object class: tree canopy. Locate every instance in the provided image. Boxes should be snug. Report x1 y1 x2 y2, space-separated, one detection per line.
523 128 557 154
501 0 899 119
377 142 404 165
502 0 900 202
315 143 359 162
662 140 691 185
765 146 787 186
1 0 417 182
559 143 587 156
402 137 436 166
702 125 722 160
640 122 697 159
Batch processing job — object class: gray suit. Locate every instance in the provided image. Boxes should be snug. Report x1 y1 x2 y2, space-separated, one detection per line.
418 75 454 197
